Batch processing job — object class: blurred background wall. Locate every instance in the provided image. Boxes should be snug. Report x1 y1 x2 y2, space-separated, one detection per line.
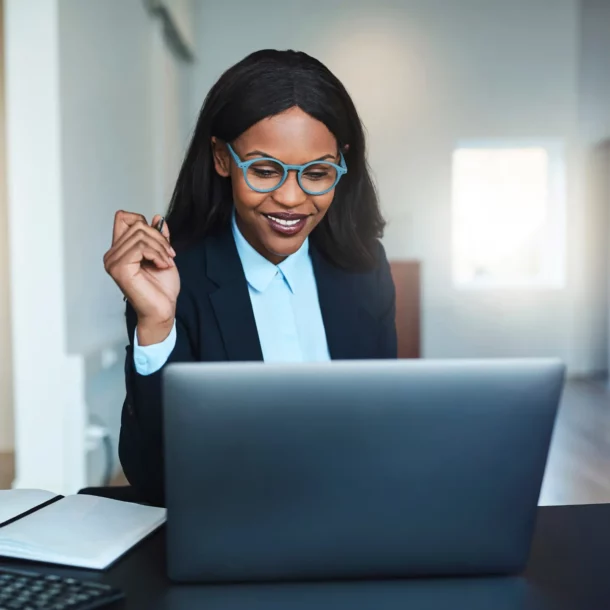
579 0 610 379
0 0 11 456
1 0 609 494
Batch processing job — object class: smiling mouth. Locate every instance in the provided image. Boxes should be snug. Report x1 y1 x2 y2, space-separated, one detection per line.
263 213 310 236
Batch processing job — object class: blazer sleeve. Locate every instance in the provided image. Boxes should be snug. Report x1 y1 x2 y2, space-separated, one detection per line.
118 289 198 507
376 242 398 358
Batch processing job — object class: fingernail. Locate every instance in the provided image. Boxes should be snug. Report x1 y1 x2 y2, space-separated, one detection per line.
170 247 176 256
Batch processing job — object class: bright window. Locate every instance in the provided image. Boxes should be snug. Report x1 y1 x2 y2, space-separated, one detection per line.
451 140 565 289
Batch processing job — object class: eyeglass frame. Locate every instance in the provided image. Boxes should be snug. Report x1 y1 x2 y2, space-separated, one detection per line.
225 142 348 195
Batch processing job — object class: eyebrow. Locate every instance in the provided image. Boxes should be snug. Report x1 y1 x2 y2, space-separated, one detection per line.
244 150 336 162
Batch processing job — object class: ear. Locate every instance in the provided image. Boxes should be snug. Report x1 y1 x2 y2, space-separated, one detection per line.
211 137 231 177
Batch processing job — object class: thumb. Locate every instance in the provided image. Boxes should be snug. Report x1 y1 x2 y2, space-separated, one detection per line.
151 214 171 242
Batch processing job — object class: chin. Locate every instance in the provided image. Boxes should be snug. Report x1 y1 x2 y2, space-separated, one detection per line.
263 236 306 260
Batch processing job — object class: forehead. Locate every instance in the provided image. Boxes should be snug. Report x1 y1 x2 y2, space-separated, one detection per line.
236 107 337 164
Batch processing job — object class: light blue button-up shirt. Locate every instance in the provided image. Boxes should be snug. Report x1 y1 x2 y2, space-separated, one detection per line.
133 214 330 374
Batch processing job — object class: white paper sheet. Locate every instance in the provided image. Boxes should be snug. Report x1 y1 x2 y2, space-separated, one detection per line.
0 493 166 569
0 489 58 525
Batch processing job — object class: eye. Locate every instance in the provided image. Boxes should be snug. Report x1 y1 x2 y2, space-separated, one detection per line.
249 161 283 179
303 164 332 180
304 171 328 180
251 168 277 178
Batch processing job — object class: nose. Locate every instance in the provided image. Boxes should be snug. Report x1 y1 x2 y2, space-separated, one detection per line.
272 170 308 207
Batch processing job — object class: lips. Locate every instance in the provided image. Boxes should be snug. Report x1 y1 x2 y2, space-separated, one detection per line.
263 212 309 237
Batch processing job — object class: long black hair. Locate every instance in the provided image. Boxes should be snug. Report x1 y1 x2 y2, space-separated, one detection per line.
166 49 385 271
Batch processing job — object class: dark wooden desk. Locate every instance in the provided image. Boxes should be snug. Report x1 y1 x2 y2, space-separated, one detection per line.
2 505 609 609
390 261 421 359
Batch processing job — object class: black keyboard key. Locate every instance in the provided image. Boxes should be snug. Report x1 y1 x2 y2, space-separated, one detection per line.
0 567 124 610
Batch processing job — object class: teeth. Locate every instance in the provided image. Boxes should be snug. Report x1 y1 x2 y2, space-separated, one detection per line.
268 216 302 227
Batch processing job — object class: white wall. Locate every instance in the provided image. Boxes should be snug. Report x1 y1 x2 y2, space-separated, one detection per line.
191 0 586 371
5 0 194 491
154 22 195 208
577 0 610 375
59 0 160 355
5 0 85 492
0 0 13 453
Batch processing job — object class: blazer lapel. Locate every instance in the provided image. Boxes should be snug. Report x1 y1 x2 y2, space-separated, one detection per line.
205 229 263 362
311 248 369 360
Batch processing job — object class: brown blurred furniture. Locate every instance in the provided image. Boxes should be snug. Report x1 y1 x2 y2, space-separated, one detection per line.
0 452 13 489
389 261 421 359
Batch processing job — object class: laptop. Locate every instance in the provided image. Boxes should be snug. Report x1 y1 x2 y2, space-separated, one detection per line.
162 358 565 583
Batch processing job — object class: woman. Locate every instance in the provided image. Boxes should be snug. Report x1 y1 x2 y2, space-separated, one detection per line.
104 49 397 506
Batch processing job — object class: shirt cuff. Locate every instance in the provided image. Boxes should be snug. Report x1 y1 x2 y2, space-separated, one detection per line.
133 319 177 375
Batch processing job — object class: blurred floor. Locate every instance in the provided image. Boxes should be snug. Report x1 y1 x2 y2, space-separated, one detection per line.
539 379 610 505
0 380 609 503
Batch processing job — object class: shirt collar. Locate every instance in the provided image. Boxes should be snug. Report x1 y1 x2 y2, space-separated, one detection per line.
231 211 310 294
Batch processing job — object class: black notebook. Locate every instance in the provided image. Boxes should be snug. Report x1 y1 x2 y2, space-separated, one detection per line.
0 489 166 569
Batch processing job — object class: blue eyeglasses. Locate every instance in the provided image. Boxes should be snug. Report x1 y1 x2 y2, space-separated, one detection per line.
226 143 347 195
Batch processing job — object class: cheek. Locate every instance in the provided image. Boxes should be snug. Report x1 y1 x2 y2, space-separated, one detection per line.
230 170 267 211
311 192 335 219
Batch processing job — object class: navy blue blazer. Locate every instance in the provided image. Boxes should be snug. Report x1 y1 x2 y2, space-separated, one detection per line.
119 227 397 506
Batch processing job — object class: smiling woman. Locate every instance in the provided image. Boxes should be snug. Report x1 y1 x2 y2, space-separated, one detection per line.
164 49 384 269
103 49 397 506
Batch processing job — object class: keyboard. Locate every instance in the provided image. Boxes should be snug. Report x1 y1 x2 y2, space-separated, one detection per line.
0 566 125 609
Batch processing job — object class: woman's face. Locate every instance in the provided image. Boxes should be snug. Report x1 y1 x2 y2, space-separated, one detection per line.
212 107 340 264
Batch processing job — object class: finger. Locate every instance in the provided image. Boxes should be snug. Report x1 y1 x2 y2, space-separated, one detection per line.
106 243 171 276
107 233 173 270
105 233 174 272
151 214 171 242
109 221 175 260
121 218 175 255
114 244 172 273
112 210 147 244
138 246 173 269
